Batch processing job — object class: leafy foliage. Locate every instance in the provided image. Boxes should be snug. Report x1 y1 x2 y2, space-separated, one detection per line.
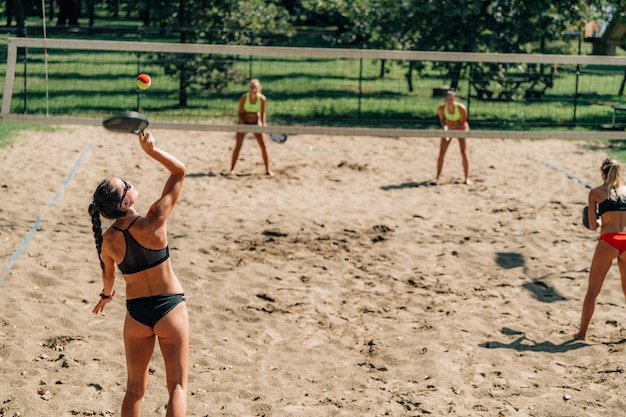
297 0 612 91
145 0 296 104
299 0 610 53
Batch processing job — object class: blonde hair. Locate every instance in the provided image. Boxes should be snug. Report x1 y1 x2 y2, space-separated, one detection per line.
250 79 262 92
601 158 624 199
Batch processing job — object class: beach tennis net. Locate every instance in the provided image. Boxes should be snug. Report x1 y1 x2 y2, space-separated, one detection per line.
3 37 626 140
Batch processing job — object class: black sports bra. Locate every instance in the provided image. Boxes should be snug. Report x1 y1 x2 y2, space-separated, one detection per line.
598 197 626 216
111 217 170 274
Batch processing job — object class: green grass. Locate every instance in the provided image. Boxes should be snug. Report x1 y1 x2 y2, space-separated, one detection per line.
2 18 626 132
0 37 57 149
2 8 624 160
0 121 56 149
606 140 626 162
7 48 623 131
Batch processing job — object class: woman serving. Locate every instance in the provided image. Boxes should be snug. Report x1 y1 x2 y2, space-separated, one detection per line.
89 131 189 417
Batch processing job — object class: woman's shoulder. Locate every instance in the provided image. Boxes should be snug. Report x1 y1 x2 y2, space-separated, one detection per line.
101 226 123 249
590 184 608 200
125 215 167 241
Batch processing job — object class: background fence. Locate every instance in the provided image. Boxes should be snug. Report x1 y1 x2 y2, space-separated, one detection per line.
3 37 626 139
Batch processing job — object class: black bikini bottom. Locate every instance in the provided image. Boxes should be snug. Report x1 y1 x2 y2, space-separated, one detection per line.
126 293 185 328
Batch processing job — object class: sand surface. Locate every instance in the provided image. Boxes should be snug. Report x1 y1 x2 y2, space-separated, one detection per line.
1 125 624 416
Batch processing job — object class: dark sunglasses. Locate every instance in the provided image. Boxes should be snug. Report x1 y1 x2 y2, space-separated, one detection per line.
120 180 132 204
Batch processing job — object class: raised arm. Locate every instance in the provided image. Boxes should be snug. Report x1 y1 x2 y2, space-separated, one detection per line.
140 131 187 223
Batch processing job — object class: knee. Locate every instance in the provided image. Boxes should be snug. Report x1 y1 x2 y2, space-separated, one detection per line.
125 383 147 402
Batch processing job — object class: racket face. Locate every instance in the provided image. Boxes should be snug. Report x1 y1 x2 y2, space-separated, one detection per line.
582 206 590 229
270 133 287 144
103 111 149 134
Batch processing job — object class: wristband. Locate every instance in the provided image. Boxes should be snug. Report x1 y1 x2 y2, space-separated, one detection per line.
99 289 115 300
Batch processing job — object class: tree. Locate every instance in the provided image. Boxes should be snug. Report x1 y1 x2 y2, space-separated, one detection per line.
300 0 610 91
150 0 295 106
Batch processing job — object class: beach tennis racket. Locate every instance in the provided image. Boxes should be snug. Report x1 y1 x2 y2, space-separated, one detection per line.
103 111 149 134
582 205 598 229
269 133 288 144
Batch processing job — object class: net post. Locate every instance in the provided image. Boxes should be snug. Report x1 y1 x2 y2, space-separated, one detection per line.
1 38 19 116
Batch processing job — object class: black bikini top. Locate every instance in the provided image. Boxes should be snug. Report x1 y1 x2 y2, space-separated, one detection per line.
111 217 170 274
598 197 626 216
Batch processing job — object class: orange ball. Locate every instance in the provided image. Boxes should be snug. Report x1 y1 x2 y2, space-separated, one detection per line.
136 73 151 90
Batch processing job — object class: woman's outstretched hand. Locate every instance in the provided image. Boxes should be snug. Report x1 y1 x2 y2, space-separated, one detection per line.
92 297 112 315
139 130 156 154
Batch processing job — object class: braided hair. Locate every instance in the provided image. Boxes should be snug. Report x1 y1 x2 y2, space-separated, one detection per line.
88 179 127 271
601 158 624 200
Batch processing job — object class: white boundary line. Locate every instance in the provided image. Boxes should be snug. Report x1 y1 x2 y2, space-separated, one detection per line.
0 144 93 286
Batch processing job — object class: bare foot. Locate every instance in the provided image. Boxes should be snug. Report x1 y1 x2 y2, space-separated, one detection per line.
573 332 587 342
429 178 439 186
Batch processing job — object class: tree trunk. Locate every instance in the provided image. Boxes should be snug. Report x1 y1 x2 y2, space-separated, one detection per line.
6 0 13 25
49 0 55 20
178 0 188 106
405 61 414 92
57 0 79 26
87 0 95 27
12 0 26 37
449 62 463 91
110 0 119 18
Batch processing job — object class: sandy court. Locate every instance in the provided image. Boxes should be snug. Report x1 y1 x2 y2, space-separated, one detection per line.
0 125 625 416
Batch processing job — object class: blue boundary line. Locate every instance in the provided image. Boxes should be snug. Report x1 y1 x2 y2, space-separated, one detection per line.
532 158 593 189
0 144 93 286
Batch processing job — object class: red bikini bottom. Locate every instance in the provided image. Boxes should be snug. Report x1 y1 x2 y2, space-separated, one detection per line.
600 233 626 253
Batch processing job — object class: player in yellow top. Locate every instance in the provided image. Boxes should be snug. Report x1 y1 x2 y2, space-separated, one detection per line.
433 90 470 185
230 79 273 176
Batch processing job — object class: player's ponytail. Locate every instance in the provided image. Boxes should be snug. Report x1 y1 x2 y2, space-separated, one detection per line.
88 201 105 271
89 179 126 271
602 158 623 199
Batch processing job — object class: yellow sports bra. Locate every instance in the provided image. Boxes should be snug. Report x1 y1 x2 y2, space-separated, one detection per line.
444 103 461 121
243 93 261 113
